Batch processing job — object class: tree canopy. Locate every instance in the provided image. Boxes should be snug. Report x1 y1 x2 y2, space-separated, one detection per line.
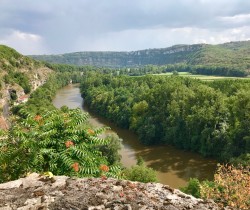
80 73 250 163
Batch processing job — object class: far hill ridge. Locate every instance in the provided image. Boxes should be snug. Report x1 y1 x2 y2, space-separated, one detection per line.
31 40 250 70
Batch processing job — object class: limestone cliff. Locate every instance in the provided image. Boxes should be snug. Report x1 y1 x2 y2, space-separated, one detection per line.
31 40 250 70
0 173 221 210
0 45 52 129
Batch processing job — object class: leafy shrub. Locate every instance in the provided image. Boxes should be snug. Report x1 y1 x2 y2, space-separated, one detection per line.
200 164 250 209
123 158 157 183
230 153 250 167
182 164 250 209
0 108 122 182
98 133 122 165
180 178 201 198
10 91 17 100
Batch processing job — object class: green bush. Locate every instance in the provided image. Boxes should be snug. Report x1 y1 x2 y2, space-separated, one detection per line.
98 133 122 165
180 178 201 198
10 91 17 100
0 108 122 182
123 158 157 183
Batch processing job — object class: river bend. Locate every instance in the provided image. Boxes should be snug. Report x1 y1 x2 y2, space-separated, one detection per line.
53 84 217 188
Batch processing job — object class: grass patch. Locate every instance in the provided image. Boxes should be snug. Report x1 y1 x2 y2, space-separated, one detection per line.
150 72 250 81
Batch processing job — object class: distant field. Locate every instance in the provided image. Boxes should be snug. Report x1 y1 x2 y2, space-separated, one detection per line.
151 72 250 81
152 72 190 76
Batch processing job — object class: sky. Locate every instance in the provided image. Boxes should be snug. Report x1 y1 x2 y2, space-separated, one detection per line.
0 0 250 55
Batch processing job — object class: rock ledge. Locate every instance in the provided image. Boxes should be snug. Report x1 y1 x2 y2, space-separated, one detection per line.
0 173 220 210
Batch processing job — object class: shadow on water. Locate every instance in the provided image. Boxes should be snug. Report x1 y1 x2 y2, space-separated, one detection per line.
53 84 217 188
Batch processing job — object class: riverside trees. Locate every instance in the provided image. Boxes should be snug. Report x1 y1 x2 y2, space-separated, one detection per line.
80 73 250 163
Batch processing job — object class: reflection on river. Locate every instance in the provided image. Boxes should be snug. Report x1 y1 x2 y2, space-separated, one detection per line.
53 84 217 188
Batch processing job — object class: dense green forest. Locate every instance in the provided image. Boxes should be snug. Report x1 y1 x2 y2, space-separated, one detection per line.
31 41 250 77
80 73 250 165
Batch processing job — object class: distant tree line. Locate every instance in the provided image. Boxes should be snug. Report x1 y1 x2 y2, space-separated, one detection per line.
118 64 248 77
72 64 248 77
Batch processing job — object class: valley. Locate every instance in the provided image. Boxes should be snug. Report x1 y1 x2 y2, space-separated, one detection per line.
0 43 249 209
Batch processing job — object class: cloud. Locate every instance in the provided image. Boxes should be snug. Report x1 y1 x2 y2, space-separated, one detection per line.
0 0 250 54
79 26 250 51
0 30 48 54
219 14 250 25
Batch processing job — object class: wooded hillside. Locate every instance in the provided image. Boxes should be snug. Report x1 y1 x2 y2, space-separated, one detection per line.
31 41 250 72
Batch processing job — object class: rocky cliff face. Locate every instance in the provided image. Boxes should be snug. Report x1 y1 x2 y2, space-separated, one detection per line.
0 173 220 210
0 67 51 130
0 45 52 129
31 44 204 68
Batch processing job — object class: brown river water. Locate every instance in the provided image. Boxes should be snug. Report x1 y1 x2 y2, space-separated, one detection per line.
53 84 217 188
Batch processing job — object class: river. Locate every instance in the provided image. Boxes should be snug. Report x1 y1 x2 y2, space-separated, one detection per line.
53 84 217 188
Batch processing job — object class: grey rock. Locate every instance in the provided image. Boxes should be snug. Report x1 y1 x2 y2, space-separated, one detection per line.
0 173 221 210
0 179 22 190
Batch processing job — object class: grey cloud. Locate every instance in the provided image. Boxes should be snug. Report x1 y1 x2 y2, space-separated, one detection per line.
0 0 250 54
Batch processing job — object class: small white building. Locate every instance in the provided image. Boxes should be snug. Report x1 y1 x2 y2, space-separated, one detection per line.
18 95 29 103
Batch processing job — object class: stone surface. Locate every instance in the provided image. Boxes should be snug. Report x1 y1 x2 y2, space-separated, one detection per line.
0 173 221 210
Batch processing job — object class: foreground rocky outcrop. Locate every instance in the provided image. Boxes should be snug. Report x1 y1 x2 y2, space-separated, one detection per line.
0 173 221 210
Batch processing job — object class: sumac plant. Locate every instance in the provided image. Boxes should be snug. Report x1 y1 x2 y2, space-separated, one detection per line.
0 108 122 182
